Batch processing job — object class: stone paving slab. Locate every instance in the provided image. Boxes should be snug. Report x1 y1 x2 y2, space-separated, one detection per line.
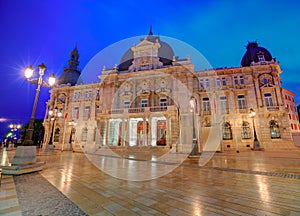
1 148 300 215
14 172 87 216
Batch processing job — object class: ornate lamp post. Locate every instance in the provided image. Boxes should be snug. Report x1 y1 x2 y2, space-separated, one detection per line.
47 107 62 149
249 108 262 150
189 96 200 157
23 63 56 145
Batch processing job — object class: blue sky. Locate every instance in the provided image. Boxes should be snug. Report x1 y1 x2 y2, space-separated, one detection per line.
0 0 299 138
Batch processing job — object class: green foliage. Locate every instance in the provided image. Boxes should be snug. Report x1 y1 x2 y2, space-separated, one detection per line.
20 119 45 146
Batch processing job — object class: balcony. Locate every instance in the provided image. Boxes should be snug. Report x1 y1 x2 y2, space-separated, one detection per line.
202 110 211 116
128 108 145 113
101 105 171 115
238 108 248 114
267 106 279 111
150 106 168 112
108 109 124 114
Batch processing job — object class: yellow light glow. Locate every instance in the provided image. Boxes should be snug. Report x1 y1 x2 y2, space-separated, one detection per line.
24 66 34 79
48 74 56 86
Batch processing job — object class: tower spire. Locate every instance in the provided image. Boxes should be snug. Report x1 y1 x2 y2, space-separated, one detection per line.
148 24 153 36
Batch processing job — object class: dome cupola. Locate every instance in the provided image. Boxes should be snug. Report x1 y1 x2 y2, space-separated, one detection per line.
241 41 273 67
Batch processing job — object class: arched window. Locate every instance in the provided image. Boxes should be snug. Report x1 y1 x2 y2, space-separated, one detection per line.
270 120 280 139
54 128 60 142
222 122 232 140
241 121 251 139
82 127 88 141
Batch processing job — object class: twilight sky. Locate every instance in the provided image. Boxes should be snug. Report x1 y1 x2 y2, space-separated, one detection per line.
0 0 299 138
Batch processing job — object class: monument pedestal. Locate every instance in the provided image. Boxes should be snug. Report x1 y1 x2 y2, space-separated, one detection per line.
1 146 45 175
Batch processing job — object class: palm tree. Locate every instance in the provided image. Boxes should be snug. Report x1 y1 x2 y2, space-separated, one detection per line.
20 119 45 146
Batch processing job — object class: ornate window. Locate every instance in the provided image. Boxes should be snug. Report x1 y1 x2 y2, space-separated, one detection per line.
270 120 280 139
73 92 80 100
124 101 130 108
258 54 265 62
54 128 60 142
220 96 227 110
241 121 251 139
82 127 88 141
141 99 148 107
160 98 167 106
202 97 210 111
86 90 92 98
234 76 238 85
205 79 210 88
200 79 204 88
84 106 91 119
222 77 226 86
73 107 79 119
237 95 246 109
216 77 220 87
264 93 273 106
222 122 232 140
240 76 244 85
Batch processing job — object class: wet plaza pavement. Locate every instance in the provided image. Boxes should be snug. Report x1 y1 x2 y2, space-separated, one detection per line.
1 148 300 215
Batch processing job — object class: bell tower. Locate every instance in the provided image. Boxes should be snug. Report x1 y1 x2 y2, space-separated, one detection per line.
57 44 81 86
68 44 80 70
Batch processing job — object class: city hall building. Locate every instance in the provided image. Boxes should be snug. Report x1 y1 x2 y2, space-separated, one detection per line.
42 29 299 153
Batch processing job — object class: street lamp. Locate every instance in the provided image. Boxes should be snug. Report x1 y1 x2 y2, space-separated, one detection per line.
249 108 262 150
9 123 21 147
23 63 56 145
48 107 62 146
10 124 21 131
189 96 200 157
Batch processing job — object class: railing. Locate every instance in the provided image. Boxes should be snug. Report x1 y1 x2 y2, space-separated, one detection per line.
128 108 145 113
267 106 279 111
108 109 124 114
101 105 170 115
202 110 211 115
238 108 248 113
150 106 168 112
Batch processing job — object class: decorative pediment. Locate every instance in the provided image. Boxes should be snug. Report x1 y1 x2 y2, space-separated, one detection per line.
128 37 163 72
131 38 160 52
57 93 67 104
258 73 274 87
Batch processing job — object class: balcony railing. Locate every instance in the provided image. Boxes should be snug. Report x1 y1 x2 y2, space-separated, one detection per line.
238 108 248 113
128 108 145 113
150 106 168 112
267 106 279 111
101 105 170 115
108 109 124 114
202 110 211 115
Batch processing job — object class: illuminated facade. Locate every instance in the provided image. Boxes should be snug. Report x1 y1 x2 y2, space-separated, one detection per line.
43 31 298 152
283 89 300 132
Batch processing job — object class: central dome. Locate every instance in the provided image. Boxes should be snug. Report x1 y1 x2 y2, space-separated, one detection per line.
118 30 174 71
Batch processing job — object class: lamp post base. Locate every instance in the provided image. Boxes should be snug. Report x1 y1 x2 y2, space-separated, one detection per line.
188 142 201 158
251 141 264 151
